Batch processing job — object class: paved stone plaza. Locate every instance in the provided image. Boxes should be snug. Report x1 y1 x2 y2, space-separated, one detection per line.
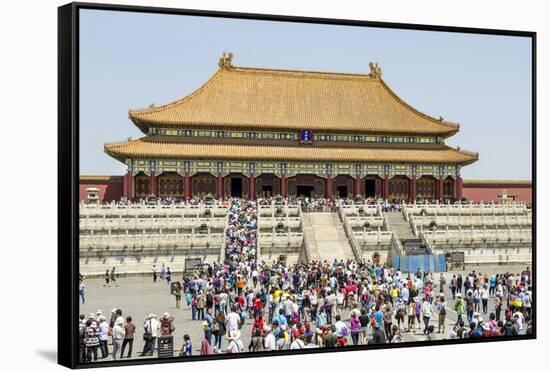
79 267 525 362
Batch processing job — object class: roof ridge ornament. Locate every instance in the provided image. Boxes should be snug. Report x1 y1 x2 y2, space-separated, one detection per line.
218 52 234 69
368 61 382 79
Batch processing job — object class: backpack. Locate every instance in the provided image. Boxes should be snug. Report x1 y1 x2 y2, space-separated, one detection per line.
212 321 220 333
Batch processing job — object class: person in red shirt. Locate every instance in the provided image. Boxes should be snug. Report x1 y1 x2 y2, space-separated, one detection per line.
251 314 265 336
253 293 263 318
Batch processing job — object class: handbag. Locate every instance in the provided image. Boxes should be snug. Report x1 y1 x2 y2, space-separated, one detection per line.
143 319 153 341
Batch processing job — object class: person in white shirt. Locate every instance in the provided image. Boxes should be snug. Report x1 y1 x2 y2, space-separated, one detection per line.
79 280 86 303
226 307 241 332
140 314 159 356
112 317 126 360
290 336 305 350
283 297 293 319
226 330 244 353
98 317 109 358
513 312 524 332
421 298 434 335
333 315 347 338
263 326 276 351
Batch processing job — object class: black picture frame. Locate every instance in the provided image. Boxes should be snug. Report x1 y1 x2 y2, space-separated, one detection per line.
58 2 537 369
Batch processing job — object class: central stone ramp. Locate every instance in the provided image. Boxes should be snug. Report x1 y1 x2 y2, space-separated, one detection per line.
384 211 417 240
303 212 356 262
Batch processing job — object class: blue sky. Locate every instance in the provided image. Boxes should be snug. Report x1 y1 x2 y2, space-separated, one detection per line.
79 9 532 180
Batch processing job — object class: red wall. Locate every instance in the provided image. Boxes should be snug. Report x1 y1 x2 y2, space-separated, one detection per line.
80 176 124 203
79 175 532 206
463 184 532 205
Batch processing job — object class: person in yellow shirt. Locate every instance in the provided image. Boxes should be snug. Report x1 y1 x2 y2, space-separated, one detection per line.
390 285 399 305
273 288 282 304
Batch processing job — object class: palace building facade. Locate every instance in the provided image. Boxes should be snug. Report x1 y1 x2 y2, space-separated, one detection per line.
104 53 479 201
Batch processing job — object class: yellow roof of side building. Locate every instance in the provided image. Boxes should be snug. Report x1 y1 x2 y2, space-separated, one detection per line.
104 137 478 165
128 59 460 137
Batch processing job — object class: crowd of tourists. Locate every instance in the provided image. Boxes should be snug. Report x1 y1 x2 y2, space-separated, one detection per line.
78 197 533 362
79 260 533 361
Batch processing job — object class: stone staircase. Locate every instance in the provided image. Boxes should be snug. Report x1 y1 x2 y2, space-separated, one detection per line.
302 212 356 262
385 211 416 239
384 211 425 255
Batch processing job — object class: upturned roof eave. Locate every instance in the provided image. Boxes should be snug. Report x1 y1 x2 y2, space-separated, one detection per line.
104 138 478 166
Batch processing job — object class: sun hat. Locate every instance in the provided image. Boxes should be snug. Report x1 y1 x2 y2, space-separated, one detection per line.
163 312 170 319
227 329 241 340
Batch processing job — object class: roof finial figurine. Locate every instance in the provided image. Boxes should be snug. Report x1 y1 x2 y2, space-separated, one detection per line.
368 61 382 79
149 103 155 109
218 52 234 69
439 115 444 121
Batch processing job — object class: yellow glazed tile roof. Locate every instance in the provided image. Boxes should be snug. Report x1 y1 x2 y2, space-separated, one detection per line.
104 138 478 165
462 179 532 186
128 64 460 137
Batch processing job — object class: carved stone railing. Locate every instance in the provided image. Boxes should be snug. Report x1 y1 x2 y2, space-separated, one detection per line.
338 206 362 262
390 231 404 256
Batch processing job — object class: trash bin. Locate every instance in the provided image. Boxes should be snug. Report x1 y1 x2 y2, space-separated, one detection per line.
157 335 174 358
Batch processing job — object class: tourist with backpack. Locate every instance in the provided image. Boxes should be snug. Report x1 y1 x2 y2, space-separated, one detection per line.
435 294 447 333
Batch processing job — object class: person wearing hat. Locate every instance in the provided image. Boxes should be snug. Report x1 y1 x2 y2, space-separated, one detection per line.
160 312 175 336
94 309 102 323
226 329 244 353
140 314 159 357
112 317 125 360
264 326 276 351
98 316 109 359
83 319 100 363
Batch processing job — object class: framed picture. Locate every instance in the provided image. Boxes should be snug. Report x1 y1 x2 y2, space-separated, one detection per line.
58 2 536 368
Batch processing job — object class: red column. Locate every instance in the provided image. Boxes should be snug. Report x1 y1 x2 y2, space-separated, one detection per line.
455 176 463 201
280 174 287 197
149 172 158 196
355 175 361 196
437 177 444 201
216 173 223 199
326 175 333 198
382 176 389 199
249 174 255 200
123 172 132 200
184 172 191 200
410 176 417 203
